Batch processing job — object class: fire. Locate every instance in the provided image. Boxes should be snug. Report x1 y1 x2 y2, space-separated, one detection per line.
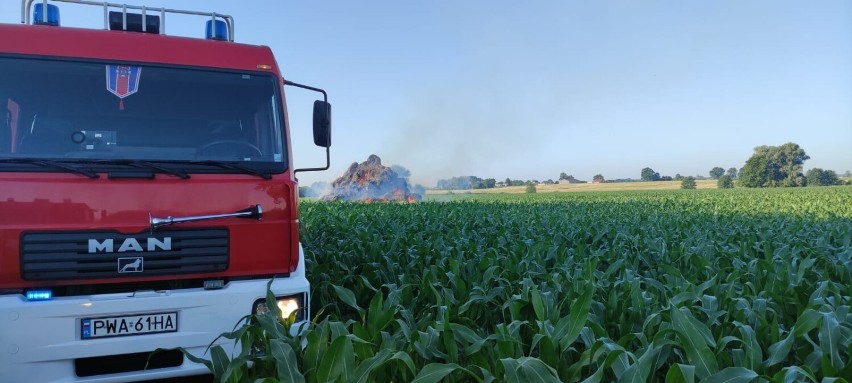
321 155 422 203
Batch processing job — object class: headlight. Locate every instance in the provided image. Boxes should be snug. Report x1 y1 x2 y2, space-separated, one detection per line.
253 294 305 322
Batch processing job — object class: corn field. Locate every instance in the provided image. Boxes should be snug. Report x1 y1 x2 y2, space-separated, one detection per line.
194 186 852 382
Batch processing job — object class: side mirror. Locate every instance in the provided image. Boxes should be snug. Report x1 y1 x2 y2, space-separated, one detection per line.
312 100 331 148
288 79 332 178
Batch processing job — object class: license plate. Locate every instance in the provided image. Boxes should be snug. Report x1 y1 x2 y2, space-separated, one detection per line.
81 312 177 339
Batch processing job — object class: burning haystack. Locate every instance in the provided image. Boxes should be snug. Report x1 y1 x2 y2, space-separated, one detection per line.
322 155 421 202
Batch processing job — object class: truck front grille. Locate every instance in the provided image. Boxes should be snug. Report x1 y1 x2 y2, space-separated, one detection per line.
20 229 229 281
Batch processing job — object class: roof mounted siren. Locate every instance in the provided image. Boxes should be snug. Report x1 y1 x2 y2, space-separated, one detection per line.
22 1 235 42
108 9 160 34
33 2 60 26
206 18 227 41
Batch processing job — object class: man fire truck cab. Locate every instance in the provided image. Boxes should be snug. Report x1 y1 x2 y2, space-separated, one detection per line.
0 1 331 381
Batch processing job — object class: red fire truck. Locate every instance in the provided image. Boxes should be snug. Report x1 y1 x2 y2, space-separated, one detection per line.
0 1 331 381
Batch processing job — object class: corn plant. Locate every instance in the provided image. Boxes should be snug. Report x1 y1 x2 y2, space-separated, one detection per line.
190 186 852 382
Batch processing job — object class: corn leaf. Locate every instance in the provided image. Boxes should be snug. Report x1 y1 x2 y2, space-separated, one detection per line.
671 307 719 378
702 367 758 383
411 363 463 383
316 335 354 383
665 364 695 383
270 339 306 383
500 357 562 383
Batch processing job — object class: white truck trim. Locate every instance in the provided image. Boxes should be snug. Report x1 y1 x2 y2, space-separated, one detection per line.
0 244 309 383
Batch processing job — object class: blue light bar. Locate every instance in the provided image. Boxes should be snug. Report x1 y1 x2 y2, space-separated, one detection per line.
33 3 60 26
26 289 53 301
205 20 227 41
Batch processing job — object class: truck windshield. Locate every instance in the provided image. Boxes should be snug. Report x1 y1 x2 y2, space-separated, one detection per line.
0 56 286 171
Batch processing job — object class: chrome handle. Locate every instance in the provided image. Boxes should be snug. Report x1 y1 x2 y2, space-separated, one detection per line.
149 205 262 230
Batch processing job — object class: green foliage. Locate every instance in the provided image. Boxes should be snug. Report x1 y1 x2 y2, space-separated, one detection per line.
437 176 491 190
681 176 696 189
299 188 851 381
525 183 537 193
739 143 809 188
190 187 852 382
806 168 842 187
726 167 738 179
717 175 734 189
641 167 660 181
709 167 725 179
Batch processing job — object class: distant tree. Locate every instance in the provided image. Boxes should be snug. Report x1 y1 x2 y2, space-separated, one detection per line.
674 174 683 181
411 184 426 196
436 176 486 190
681 176 697 189
776 143 809 186
525 182 537 193
559 172 569 180
660 176 673 181
484 178 496 188
726 167 738 179
593 174 605 183
806 168 841 186
709 167 725 179
390 165 411 179
299 182 328 198
544 179 555 185
844 170 851 177
641 167 660 181
717 175 734 189
739 143 809 187
738 153 776 188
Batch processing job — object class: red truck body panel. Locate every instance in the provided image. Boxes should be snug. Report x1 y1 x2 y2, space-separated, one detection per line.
0 23 301 290
0 23 280 72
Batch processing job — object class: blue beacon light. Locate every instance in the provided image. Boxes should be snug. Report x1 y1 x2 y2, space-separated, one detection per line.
26 289 53 301
205 20 227 41
33 3 61 26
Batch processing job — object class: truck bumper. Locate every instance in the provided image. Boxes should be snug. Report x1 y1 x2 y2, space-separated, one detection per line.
0 250 309 383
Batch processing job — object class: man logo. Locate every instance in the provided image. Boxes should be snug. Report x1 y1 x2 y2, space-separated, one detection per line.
89 237 172 254
118 257 144 273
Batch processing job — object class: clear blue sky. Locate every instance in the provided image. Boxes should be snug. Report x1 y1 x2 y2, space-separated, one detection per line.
3 1 851 186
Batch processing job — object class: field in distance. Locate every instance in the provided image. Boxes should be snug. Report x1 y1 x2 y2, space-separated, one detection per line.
426 179 718 195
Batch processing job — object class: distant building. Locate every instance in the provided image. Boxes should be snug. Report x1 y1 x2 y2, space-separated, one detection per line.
559 176 585 184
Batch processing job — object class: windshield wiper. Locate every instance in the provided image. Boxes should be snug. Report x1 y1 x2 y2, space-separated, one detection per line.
0 158 99 179
95 160 190 179
195 160 272 180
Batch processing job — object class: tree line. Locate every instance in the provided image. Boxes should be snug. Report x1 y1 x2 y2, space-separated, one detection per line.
737 143 845 187
642 142 848 189
433 142 847 191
